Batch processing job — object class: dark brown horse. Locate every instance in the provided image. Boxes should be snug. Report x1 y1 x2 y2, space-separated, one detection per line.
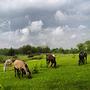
78 51 87 65
84 52 87 64
46 53 56 67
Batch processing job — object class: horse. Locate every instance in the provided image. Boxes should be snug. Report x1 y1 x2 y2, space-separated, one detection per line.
78 51 87 65
3 59 13 72
46 53 56 67
13 60 32 79
3 56 17 72
84 52 87 64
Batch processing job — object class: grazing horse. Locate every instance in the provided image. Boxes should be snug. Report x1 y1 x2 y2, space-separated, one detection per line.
4 59 13 72
84 52 87 64
46 53 56 67
13 60 32 79
78 51 87 65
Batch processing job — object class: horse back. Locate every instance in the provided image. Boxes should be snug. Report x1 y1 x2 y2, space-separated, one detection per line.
14 60 26 70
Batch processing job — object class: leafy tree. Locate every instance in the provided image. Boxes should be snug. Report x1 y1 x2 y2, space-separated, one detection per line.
7 47 15 56
84 41 90 52
77 43 85 51
18 45 32 55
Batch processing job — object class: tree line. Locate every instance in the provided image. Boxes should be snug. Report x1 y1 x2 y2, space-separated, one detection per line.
0 40 90 56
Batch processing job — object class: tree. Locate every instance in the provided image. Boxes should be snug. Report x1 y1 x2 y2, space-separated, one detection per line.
70 48 78 54
84 41 90 52
77 43 85 51
7 47 15 56
58 48 64 53
18 45 32 55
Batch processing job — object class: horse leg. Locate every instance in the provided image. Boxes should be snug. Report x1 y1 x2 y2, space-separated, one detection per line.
82 59 84 64
54 61 56 67
78 59 81 65
21 69 24 77
46 59 50 67
86 59 87 64
85 57 87 64
53 58 56 67
4 66 6 72
47 60 50 67
14 67 17 77
17 69 20 79
50 61 53 67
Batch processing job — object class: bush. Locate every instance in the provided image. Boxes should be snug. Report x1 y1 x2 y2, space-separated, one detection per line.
0 55 11 63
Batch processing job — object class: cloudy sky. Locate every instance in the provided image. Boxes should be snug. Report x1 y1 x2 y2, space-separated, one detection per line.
0 0 90 49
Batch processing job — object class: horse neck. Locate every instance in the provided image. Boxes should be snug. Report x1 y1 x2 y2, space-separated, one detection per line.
24 64 31 75
23 65 29 75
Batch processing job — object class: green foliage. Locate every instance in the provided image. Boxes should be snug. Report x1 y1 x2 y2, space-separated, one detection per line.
0 48 9 55
32 64 39 74
77 43 85 51
85 41 90 52
0 55 11 63
77 41 90 53
7 47 15 56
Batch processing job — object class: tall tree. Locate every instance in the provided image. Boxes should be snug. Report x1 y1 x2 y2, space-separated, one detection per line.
77 43 85 51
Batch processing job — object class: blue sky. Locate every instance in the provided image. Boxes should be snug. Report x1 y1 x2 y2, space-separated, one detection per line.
0 0 90 48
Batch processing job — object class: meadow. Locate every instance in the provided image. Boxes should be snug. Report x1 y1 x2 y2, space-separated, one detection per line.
0 54 90 90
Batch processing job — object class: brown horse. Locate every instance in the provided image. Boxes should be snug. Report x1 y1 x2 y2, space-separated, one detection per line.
46 53 56 67
13 60 32 79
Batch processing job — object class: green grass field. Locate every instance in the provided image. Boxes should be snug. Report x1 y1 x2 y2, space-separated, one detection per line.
0 54 90 90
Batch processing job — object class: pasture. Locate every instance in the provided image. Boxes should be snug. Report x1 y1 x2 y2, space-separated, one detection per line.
0 54 90 90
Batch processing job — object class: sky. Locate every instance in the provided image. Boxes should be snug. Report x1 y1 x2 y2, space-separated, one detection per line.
0 0 90 49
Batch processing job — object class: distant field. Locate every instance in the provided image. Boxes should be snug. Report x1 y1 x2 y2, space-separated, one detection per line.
0 54 90 90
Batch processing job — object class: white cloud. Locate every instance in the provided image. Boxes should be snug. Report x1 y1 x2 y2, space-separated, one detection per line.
20 28 30 35
20 28 30 42
30 20 43 32
0 24 90 48
78 25 86 29
55 10 66 21
71 34 77 39
55 9 90 24
52 26 64 35
82 33 86 36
